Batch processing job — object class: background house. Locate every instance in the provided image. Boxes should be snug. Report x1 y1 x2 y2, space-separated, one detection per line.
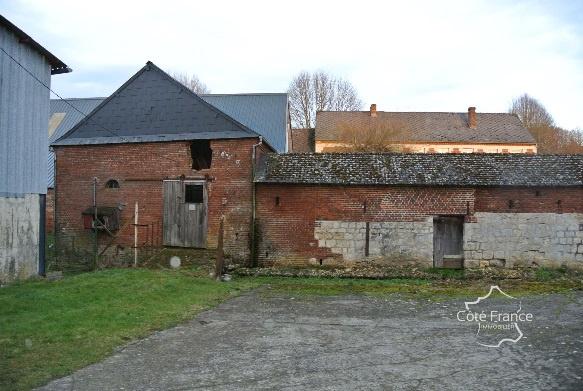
0 15 70 282
315 105 537 153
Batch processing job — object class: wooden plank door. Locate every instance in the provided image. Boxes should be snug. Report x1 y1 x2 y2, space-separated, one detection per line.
433 216 464 267
163 181 207 248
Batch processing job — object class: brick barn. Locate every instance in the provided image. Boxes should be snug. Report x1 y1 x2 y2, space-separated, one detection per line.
254 153 583 269
52 62 287 264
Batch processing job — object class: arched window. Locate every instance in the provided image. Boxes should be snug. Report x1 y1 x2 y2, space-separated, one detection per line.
105 179 120 189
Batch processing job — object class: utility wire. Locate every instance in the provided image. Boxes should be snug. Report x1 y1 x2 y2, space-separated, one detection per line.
0 46 181 164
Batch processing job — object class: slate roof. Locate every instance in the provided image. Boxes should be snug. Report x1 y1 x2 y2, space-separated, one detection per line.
315 111 536 144
47 98 105 187
201 94 288 153
290 128 315 152
52 62 265 148
255 153 583 187
0 14 71 74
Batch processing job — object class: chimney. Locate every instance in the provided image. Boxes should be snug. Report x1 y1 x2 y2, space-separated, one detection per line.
370 104 377 117
468 106 477 129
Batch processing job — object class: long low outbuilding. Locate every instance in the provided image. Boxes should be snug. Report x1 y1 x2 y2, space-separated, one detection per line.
254 153 583 268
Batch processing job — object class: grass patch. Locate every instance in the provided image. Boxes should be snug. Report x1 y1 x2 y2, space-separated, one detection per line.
0 269 259 391
535 266 568 281
255 276 431 296
424 267 466 279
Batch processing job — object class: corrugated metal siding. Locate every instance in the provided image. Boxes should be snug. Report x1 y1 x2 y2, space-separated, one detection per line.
0 23 51 195
48 98 105 187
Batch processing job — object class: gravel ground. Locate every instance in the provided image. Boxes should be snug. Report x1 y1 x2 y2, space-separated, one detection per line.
38 289 583 391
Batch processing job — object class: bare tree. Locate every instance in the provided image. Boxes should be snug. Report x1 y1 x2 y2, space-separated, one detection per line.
509 94 583 154
509 93 554 128
326 118 411 152
288 71 362 128
173 72 210 95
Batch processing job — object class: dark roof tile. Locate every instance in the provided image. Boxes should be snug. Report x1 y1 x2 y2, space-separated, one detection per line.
256 153 583 187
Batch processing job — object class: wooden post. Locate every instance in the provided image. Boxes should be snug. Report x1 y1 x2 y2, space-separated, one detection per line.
134 202 139 266
215 216 225 280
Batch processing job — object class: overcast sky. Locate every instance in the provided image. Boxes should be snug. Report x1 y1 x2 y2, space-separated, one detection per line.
2 0 582 129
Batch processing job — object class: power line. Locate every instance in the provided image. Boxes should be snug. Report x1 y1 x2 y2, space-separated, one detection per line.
0 46 181 164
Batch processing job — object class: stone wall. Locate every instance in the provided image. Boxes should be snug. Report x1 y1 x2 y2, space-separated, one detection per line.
0 194 39 283
464 212 583 268
313 218 433 265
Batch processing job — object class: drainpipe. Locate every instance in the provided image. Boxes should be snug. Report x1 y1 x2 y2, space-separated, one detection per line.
250 136 263 267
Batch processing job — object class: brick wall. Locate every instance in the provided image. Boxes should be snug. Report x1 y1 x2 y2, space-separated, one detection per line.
255 184 474 265
475 187 583 214
54 138 264 263
256 184 583 267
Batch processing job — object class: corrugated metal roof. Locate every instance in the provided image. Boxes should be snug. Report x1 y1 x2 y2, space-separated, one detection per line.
316 111 536 144
201 94 288 153
47 98 105 187
256 153 583 187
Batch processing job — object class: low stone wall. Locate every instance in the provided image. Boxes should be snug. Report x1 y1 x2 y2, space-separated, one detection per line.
314 218 433 265
464 212 583 268
0 194 40 282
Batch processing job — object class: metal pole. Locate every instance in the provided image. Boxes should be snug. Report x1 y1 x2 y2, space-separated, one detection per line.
93 177 98 270
215 215 225 280
134 202 139 266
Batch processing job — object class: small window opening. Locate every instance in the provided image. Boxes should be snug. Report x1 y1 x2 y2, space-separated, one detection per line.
190 140 212 170
265 251 269 258
105 179 119 189
535 190 542 197
184 184 204 203
275 196 280 206
319 259 323 266
508 200 515 209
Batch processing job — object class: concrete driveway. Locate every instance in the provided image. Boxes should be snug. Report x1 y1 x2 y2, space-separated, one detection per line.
38 289 583 391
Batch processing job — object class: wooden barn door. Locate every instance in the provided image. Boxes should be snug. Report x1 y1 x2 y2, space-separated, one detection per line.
433 216 464 267
163 180 208 248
